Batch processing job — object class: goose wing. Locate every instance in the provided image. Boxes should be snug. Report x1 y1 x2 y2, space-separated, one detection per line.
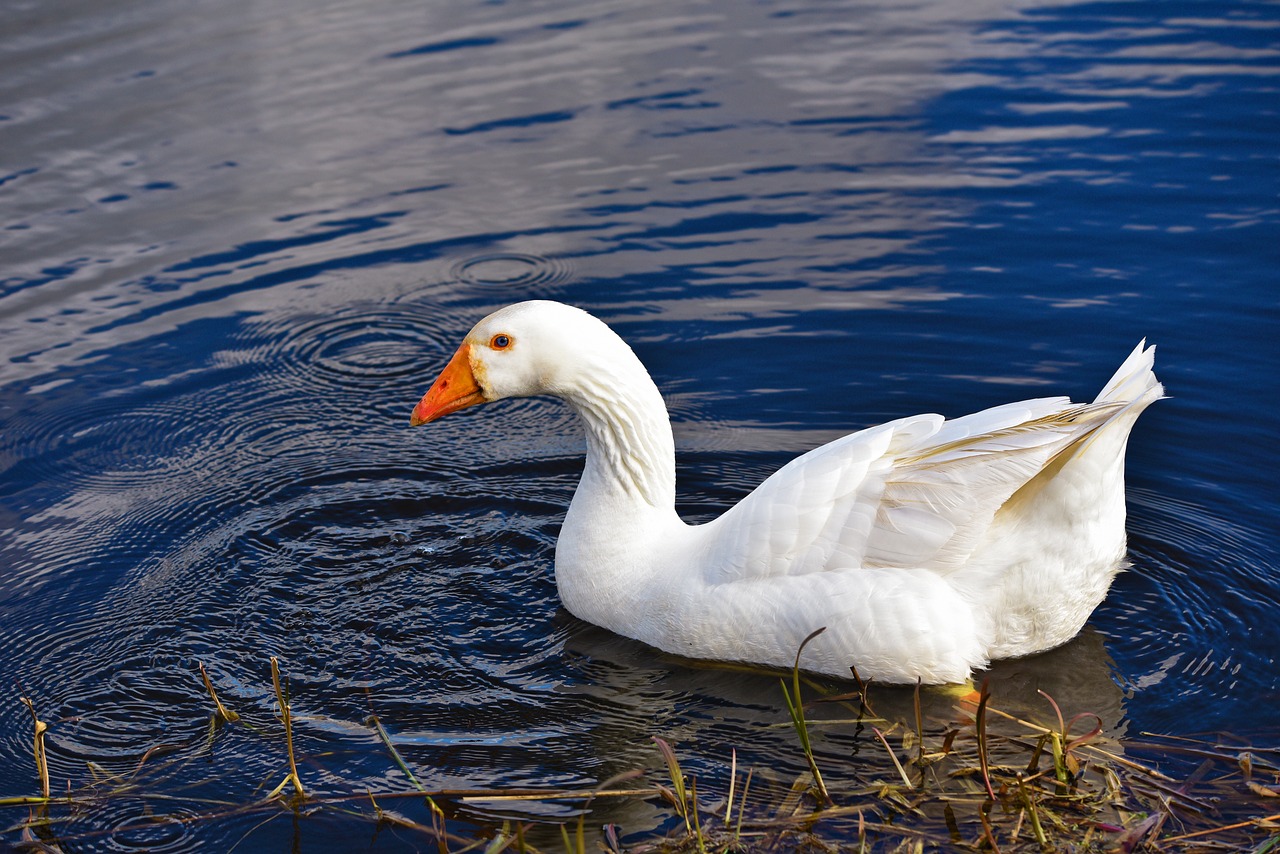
701 395 1124 582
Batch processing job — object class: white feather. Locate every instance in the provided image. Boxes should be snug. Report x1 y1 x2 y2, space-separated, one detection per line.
421 301 1164 684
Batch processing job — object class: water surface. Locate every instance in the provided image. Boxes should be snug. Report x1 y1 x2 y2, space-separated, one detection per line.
2 0 1278 848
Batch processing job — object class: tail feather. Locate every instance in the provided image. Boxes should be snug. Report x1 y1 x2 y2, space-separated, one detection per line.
1095 339 1164 407
1002 340 1163 513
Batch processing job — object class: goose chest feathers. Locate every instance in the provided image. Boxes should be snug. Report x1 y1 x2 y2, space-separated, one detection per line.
410 300 1163 684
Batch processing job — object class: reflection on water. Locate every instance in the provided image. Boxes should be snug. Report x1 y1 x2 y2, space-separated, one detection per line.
1 0 1278 848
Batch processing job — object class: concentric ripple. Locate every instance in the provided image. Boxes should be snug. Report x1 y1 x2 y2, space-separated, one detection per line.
228 299 460 394
284 314 426 389
449 252 574 289
99 803 200 853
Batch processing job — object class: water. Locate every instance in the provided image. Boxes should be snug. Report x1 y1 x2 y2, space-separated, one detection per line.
2 0 1278 848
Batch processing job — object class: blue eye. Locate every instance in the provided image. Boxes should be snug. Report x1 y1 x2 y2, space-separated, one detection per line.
490 334 512 350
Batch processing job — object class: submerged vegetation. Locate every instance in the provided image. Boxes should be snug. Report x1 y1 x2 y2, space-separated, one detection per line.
6 654 1280 852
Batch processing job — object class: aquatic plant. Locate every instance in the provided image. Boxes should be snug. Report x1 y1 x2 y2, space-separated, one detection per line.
3 656 1279 852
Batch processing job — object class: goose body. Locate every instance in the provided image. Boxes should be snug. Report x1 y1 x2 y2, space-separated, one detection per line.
411 301 1163 684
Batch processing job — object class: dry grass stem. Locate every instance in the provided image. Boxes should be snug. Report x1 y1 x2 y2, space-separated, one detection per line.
269 656 304 800
198 662 240 724
19 696 49 800
4 653 1280 852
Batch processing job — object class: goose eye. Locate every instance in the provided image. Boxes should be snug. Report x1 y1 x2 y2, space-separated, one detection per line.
490 334 513 350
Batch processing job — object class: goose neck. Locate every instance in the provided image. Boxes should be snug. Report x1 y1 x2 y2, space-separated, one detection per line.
564 369 676 510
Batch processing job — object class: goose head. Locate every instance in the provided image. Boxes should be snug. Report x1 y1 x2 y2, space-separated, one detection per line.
410 300 628 425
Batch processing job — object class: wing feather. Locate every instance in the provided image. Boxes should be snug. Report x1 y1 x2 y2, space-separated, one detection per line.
701 397 1126 582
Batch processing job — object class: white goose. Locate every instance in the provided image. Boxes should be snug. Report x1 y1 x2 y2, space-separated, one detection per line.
411 301 1163 684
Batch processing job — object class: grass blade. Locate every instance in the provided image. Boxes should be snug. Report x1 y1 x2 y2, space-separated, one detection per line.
19 696 49 800
199 662 240 724
781 627 832 805
270 656 304 799
976 678 995 801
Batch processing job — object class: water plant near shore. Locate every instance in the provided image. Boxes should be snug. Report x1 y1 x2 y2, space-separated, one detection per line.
4 656 1279 852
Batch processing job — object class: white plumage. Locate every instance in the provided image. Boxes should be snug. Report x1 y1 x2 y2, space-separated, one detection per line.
411 300 1163 684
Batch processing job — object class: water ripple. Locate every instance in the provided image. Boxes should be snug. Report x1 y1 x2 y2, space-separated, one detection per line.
99 804 200 853
232 301 446 395
450 252 575 289
1100 488 1279 732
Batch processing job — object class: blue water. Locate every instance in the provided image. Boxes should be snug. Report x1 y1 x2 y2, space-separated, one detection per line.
2 0 1278 849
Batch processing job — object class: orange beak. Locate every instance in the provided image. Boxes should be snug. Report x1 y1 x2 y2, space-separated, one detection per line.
410 343 486 426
